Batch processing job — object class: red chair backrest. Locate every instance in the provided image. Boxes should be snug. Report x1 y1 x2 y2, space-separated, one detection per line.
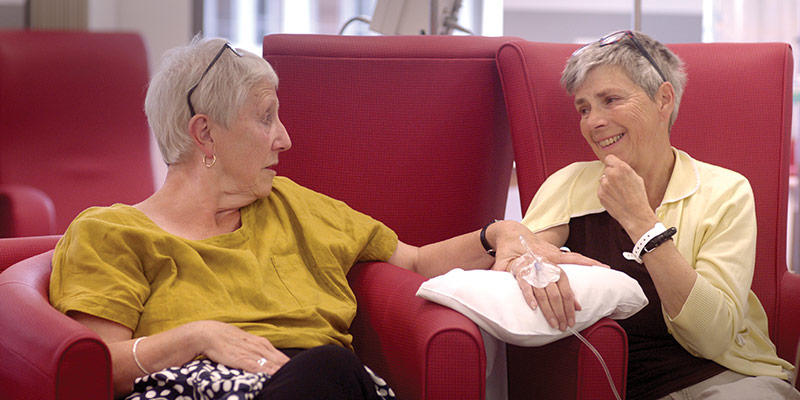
497 41 794 337
263 34 515 246
0 30 154 234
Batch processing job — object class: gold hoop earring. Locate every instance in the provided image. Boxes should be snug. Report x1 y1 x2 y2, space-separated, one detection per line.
203 154 217 168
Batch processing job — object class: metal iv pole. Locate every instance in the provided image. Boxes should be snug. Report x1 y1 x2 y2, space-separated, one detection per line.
632 0 642 31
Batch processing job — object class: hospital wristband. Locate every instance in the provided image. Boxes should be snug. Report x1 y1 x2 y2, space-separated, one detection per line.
623 223 675 264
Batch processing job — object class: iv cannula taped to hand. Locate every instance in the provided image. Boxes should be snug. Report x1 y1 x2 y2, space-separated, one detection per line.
512 235 561 288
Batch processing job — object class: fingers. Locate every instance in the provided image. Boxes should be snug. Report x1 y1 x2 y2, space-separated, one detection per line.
202 322 290 375
490 261 508 272
249 337 289 374
557 272 581 313
516 274 537 310
517 274 578 331
246 353 284 375
554 251 610 268
533 285 561 329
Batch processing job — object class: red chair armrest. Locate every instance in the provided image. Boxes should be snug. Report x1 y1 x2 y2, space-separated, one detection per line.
0 251 112 400
0 234 62 271
507 318 628 400
0 184 57 237
347 262 487 400
779 271 800 370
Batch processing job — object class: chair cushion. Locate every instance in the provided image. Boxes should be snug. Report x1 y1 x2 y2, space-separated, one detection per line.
416 265 647 346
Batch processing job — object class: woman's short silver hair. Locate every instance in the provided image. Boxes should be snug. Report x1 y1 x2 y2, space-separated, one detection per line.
561 31 687 129
145 36 278 165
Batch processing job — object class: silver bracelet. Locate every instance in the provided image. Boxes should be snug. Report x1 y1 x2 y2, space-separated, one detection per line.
132 336 150 375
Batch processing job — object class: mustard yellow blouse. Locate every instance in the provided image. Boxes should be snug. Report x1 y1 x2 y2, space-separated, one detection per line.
50 176 398 350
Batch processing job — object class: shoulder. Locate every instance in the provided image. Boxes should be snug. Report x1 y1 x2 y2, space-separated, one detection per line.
523 160 604 232
269 176 338 203
691 158 753 200
67 204 149 230
547 160 604 182
536 160 604 199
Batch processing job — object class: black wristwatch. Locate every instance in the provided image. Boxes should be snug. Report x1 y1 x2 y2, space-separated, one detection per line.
643 226 677 253
480 220 498 257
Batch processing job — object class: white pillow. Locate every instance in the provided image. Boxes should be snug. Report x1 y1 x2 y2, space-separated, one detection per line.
415 264 647 346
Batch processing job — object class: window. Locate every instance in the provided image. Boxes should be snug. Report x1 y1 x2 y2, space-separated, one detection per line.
202 0 376 54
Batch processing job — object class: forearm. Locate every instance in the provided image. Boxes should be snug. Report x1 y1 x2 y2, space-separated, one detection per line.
618 213 697 318
110 322 205 397
414 227 497 277
397 220 599 277
640 240 697 318
406 220 532 277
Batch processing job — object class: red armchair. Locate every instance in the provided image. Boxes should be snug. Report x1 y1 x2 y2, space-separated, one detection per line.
0 34 515 400
0 30 154 237
496 40 799 398
0 236 113 400
262 34 516 400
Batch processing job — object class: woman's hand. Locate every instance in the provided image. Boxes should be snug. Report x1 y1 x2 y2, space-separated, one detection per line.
489 222 606 330
490 221 606 271
508 254 581 330
193 321 289 375
598 155 658 237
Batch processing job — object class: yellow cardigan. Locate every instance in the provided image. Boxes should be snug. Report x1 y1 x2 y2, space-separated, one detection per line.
522 147 794 380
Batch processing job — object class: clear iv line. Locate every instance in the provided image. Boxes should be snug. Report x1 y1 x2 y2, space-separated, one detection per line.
518 235 621 399
566 326 622 400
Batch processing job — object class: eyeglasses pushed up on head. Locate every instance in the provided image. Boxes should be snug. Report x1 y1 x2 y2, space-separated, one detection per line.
187 42 243 117
573 30 667 83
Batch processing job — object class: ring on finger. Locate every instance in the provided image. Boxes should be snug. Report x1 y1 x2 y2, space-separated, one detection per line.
257 357 267 367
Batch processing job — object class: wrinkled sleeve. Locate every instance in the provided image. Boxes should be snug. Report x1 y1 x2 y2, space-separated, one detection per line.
665 177 757 359
339 203 399 264
50 214 150 331
286 182 399 271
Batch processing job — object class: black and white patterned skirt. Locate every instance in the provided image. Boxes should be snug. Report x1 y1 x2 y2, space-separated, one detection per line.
124 358 396 400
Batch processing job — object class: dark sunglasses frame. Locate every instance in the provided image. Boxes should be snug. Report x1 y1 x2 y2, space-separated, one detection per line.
187 42 243 117
574 30 667 83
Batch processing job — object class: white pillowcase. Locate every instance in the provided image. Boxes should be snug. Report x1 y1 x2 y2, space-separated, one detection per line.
416 264 647 346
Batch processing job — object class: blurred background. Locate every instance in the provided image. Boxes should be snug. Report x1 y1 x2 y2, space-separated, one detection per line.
2 0 799 270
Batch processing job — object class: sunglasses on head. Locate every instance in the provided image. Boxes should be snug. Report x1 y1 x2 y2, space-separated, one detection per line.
187 42 243 117
573 30 667 83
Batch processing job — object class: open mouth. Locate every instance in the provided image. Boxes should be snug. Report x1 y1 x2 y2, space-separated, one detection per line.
597 133 624 148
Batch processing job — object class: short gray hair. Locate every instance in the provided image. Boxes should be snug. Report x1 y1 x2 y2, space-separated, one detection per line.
145 36 279 165
561 31 687 129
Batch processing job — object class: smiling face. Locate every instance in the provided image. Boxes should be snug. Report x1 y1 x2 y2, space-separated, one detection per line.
573 64 672 174
211 79 291 199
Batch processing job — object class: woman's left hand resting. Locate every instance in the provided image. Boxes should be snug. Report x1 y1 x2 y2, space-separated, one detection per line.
70 312 290 398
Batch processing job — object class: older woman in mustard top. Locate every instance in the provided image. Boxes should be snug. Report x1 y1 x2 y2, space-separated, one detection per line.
49 37 593 400
521 31 799 400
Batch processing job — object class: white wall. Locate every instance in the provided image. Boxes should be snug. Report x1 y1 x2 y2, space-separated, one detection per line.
88 0 194 188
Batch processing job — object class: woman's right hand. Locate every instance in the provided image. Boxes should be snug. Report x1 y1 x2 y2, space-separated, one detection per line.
192 320 289 375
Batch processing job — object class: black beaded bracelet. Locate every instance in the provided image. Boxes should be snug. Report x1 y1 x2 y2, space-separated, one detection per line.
480 220 498 257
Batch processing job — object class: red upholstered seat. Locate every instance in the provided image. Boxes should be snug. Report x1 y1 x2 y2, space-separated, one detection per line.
263 33 516 400
496 40 800 398
0 30 154 237
0 34 515 400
